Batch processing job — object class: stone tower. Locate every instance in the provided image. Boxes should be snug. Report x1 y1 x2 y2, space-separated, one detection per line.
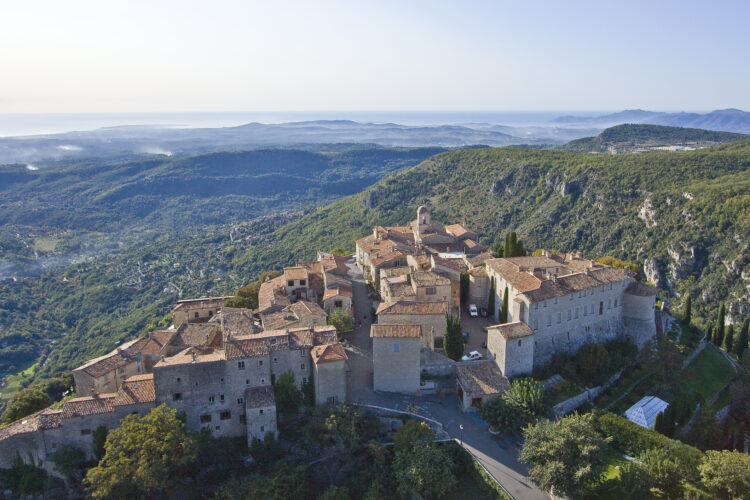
417 205 431 234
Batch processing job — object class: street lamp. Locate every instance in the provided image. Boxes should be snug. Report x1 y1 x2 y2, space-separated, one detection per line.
459 424 464 445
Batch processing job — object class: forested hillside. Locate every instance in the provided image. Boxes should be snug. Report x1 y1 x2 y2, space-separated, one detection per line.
560 124 746 153
2 141 748 381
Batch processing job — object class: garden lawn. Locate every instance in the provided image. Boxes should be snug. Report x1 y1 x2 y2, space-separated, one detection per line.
0 361 38 401
678 346 735 402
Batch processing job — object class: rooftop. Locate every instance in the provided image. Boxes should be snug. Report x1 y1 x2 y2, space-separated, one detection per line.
311 343 348 364
411 270 451 287
488 321 534 340
625 396 669 429
445 224 475 239
284 266 309 281
172 296 232 312
245 386 276 408
61 394 117 418
456 361 509 396
323 286 353 301
370 324 421 339
376 300 450 316
257 275 291 312
113 374 156 406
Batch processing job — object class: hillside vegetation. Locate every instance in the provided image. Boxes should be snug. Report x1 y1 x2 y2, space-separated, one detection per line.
2 141 748 381
560 124 746 153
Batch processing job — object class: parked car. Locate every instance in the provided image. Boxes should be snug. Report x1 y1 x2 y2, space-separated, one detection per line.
461 351 483 362
468 304 478 317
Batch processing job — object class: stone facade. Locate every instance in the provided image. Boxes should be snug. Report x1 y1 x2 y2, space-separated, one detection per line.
485 252 657 372
172 296 230 326
486 322 534 378
371 325 421 393
311 344 348 404
376 300 449 348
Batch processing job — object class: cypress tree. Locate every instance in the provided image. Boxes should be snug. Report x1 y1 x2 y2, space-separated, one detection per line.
653 411 665 434
488 277 496 316
505 232 518 258
444 313 463 361
706 325 713 344
725 325 734 352
500 287 509 323
515 239 526 257
683 295 692 325
715 304 726 347
735 319 749 359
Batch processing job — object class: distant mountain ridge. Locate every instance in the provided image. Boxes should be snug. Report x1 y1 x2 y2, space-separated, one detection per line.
553 108 750 134
560 124 747 153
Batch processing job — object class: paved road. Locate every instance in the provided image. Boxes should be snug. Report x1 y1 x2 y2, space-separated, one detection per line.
342 259 549 500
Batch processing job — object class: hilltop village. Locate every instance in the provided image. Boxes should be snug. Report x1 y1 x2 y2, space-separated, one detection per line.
0 206 658 476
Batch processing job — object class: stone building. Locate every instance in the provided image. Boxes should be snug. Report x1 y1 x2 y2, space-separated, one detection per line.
467 265 490 308
244 386 277 444
376 300 449 349
322 286 353 317
371 324 421 393
455 361 509 411
260 300 327 331
485 251 657 373
172 296 232 326
311 343 348 404
71 337 149 396
486 322 535 378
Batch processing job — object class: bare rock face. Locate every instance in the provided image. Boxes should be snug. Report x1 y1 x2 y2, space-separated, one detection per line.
638 197 657 227
728 297 750 325
643 258 662 288
544 172 579 197
668 244 696 280
362 190 378 210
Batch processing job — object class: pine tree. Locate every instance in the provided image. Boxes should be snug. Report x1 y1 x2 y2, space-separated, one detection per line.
725 325 735 353
715 304 726 347
735 319 749 359
683 295 692 325
488 277 496 316
500 287 509 324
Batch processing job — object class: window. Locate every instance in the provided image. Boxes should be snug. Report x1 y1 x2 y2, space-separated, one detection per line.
220 394 225 402
208 396 215 404
261 378 265 384
301 364 305 370
237 398 244 405
208 310 213 317
394 342 400 353
567 310 572 321
260 409 264 415
173 393 182 401
81 429 91 435
215 426 220 431
195 312 199 318
426 287 436 295
259 360 263 366
300 350 305 357
557 312 561 324
543 300 547 308
274 357 278 363
220 410 231 420
300 279 306 286
334 300 342 308
303 377 308 384
260 425 265 432
271 338 276 345
220 378 225 383
245 379 250 385
200 414 212 423
517 340 522 346
176 377 181 382
288 280 294 287
599 302 604 315
614 298 618 307
51 443 56 449
238 361 245 369
554 298 558 304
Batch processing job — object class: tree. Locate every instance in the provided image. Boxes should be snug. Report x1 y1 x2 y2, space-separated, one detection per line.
479 396 521 431
327 311 353 334
735 319 749 359
519 413 610 497
225 270 282 310
575 343 611 386
394 420 435 452
653 411 665 434
500 287 509 324
503 377 548 420
459 270 470 304
1 387 50 425
51 445 88 480
84 404 196 499
715 304 726 347
394 443 456 499
707 324 714 344
699 450 750 500
273 371 302 418
638 443 700 498
444 313 463 361
92 425 108 461
725 324 735 352
487 276 496 314
683 295 692 325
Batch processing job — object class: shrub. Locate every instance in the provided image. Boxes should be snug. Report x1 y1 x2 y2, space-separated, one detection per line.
479 397 521 431
576 343 611 386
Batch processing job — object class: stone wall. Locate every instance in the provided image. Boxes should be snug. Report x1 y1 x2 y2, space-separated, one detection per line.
377 312 446 349
487 328 534 378
314 359 347 404
373 337 420 393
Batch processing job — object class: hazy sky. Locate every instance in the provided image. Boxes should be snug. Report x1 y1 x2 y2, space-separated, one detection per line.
1 0 748 113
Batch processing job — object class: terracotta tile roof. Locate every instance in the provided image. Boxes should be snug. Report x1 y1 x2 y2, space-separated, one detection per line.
0 408 62 439
215 308 262 336
370 250 407 267
172 322 219 350
323 286 352 301
411 270 451 287
245 386 276 408
284 266 309 281
172 296 231 312
114 374 156 406
290 300 327 318
370 324 421 338
376 300 450 315
488 321 534 340
432 254 464 271
468 266 487 277
74 338 144 378
463 238 483 251
355 233 377 248
456 361 509 396
156 347 227 366
466 252 494 267
257 275 290 313
311 343 348 364
261 300 326 331
445 224 475 239
625 281 658 297
318 251 348 274
385 280 416 299
141 330 176 355
61 394 116 418
381 266 411 279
